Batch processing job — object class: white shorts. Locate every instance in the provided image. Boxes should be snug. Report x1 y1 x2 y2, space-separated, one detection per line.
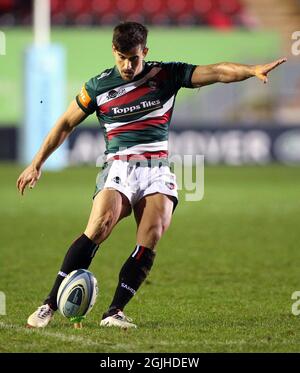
94 159 178 209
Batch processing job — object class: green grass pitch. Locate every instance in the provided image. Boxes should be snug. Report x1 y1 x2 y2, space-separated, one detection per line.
0 164 300 352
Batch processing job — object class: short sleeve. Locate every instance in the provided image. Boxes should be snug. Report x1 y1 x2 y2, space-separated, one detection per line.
76 78 97 114
164 62 197 90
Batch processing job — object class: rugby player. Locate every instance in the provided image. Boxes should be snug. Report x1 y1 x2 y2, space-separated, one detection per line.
17 22 286 329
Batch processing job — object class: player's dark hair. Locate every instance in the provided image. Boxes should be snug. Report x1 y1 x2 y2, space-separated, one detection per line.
113 22 148 52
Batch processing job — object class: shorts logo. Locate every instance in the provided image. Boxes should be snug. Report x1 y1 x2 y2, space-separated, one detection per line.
107 88 126 100
112 176 121 184
166 182 175 190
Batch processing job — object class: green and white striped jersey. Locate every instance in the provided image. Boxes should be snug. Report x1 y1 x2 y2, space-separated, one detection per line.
76 61 196 161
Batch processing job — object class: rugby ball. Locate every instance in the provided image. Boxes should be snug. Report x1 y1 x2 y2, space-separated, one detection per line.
57 269 98 318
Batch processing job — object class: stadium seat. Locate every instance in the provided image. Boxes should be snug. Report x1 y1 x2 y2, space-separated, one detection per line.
51 0 68 25
0 0 14 12
166 0 194 25
205 9 233 29
4 0 249 27
193 0 214 16
120 12 146 25
50 0 65 14
143 0 172 25
176 12 197 26
115 0 145 24
0 0 15 26
217 0 241 16
116 0 139 15
91 0 115 16
167 0 188 15
64 0 91 19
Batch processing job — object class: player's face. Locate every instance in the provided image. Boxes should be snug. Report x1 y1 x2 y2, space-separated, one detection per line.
113 44 148 81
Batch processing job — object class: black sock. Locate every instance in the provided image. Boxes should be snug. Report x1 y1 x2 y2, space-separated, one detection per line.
104 245 156 317
44 233 99 310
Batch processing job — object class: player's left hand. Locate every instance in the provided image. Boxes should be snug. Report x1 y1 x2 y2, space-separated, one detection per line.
254 57 287 84
16 164 41 195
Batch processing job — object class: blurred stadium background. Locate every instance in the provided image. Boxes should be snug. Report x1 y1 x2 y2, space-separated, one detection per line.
1 0 300 353
0 0 299 164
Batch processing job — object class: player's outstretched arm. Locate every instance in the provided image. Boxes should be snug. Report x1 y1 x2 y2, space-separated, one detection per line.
191 57 287 87
16 100 87 195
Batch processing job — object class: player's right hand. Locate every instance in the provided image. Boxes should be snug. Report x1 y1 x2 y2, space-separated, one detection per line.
16 164 41 195
254 57 287 84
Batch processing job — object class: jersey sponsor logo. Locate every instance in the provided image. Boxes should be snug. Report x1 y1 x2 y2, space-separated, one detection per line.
111 99 162 117
106 87 126 100
97 70 113 79
78 85 91 108
147 61 161 68
148 79 159 90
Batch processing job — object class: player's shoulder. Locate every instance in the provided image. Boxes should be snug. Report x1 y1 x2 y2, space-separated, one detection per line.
95 67 116 81
85 67 118 94
87 67 115 85
147 60 188 71
146 61 175 69
146 61 163 68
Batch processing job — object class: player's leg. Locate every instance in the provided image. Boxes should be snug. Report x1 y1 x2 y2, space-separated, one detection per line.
27 189 131 328
134 193 174 247
100 193 174 329
84 188 131 243
44 188 131 308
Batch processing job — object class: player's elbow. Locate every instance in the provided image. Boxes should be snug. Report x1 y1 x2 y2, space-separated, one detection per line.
58 111 77 133
63 118 76 132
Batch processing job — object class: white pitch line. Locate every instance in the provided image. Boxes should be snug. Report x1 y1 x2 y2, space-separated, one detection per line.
0 322 129 350
2 321 291 349
0 321 201 349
